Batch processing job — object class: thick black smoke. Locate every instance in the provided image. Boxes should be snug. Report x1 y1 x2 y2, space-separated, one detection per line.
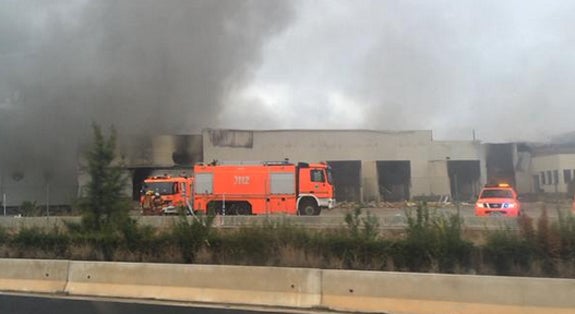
0 0 294 188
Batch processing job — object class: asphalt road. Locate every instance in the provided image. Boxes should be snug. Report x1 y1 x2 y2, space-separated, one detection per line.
326 201 573 218
0 293 318 314
0 201 572 232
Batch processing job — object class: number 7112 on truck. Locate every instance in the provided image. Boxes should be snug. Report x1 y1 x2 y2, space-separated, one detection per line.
192 160 335 216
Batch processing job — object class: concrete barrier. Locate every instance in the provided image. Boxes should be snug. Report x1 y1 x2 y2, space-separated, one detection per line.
65 261 321 308
321 270 575 314
1 259 574 313
0 258 69 294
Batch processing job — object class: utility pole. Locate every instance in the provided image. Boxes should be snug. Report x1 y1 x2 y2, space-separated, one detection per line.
44 172 52 218
453 172 461 227
454 173 459 202
46 182 50 217
1 173 5 216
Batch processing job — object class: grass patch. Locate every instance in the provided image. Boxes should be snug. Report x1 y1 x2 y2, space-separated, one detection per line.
0 203 573 278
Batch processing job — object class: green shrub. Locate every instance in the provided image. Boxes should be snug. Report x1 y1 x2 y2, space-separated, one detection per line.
556 210 575 260
2 201 574 277
344 207 380 241
318 231 392 270
397 203 472 273
171 214 214 263
119 219 167 261
484 228 533 275
0 226 8 245
11 227 70 258
20 201 40 217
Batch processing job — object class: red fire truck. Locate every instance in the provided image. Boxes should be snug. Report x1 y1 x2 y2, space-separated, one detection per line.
192 160 335 215
140 175 194 215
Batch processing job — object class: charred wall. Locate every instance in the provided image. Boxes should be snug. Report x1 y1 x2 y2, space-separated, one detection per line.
172 135 203 166
208 129 253 148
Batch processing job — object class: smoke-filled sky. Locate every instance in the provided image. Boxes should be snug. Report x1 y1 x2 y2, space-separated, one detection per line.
220 0 575 142
1 0 575 180
0 0 294 183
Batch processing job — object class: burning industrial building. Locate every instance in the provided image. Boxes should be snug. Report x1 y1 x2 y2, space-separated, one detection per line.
0 0 294 209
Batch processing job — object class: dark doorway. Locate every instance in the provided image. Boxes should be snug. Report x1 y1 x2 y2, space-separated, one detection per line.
447 160 481 201
376 161 411 202
131 168 154 200
485 144 516 186
327 160 361 202
533 175 542 193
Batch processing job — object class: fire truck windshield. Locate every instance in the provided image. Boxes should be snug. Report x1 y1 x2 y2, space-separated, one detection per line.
142 182 176 195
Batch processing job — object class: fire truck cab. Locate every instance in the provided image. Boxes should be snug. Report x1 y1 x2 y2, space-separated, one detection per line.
140 175 193 215
193 160 335 215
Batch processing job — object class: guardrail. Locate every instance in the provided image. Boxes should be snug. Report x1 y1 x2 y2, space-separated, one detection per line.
0 258 573 313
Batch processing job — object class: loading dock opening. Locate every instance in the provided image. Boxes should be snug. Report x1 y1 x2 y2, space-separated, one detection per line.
486 143 516 187
327 160 361 202
447 160 480 201
376 161 411 202
131 168 154 200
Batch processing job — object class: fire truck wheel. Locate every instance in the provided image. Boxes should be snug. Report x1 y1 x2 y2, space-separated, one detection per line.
313 207 321 216
298 199 317 216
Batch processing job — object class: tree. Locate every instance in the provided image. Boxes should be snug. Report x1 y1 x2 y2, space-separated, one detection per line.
80 123 131 231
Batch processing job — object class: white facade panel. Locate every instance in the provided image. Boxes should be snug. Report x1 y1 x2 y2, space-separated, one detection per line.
430 141 482 161
532 154 575 194
202 129 483 201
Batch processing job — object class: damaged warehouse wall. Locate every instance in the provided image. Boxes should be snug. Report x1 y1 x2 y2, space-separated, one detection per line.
65 129 489 207
430 140 484 200
121 134 201 200
70 131 575 208
482 143 533 194
77 134 203 201
202 129 484 202
14 128 575 209
81 129 485 205
203 129 434 202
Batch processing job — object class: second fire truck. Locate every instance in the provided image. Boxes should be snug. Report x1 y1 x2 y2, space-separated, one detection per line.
192 160 335 215
140 175 194 215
